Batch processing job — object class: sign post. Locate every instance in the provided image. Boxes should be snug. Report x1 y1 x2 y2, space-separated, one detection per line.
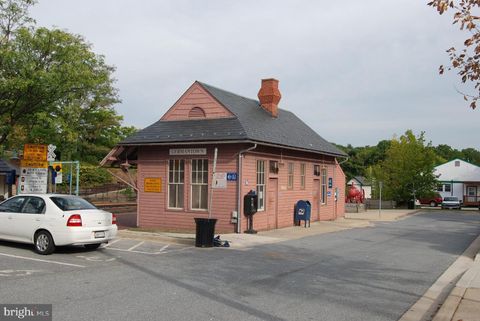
379 181 383 219
19 144 49 194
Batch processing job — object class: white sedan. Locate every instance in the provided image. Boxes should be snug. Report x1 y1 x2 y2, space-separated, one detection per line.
0 194 117 255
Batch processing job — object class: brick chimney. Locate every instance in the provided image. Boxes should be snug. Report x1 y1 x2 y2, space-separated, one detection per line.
257 78 281 118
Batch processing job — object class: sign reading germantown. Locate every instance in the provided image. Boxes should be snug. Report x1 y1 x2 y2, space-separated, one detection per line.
169 148 207 156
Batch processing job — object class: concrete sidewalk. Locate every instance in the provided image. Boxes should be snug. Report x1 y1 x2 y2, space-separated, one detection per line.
117 209 419 249
432 252 480 321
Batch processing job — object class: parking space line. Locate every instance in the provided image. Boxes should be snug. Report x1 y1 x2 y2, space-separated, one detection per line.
126 241 145 251
0 253 86 268
105 245 191 255
106 247 158 255
102 239 122 248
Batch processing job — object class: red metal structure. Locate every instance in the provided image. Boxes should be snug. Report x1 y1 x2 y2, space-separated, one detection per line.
346 182 365 204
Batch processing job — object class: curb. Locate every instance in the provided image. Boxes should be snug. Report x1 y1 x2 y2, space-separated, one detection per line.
399 234 480 321
117 230 195 246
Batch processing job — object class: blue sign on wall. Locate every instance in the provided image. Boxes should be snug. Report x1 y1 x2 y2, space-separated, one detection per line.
227 172 238 181
327 191 332 197
328 177 333 188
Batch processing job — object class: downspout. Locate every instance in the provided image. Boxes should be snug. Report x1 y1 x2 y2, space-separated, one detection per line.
333 157 349 219
237 144 257 233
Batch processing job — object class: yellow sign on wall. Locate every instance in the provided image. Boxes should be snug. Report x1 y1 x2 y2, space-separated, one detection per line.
144 177 162 193
23 144 47 161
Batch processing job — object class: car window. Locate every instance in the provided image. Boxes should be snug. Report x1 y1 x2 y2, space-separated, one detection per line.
50 196 97 211
22 197 46 214
444 197 458 201
0 197 27 213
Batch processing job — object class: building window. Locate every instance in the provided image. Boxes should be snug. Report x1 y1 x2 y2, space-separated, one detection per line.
321 168 327 204
437 184 443 192
188 107 206 118
269 160 279 174
314 165 320 176
300 163 306 190
256 160 265 211
444 184 451 192
287 163 294 190
191 159 208 210
455 161 460 167
168 159 185 209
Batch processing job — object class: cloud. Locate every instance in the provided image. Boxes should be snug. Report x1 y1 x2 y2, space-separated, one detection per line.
30 0 479 149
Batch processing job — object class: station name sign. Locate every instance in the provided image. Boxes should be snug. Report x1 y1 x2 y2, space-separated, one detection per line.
169 148 207 156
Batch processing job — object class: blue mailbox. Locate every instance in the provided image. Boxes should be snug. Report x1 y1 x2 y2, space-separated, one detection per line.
294 200 311 228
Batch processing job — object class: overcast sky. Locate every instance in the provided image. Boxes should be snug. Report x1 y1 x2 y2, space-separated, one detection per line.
30 0 479 149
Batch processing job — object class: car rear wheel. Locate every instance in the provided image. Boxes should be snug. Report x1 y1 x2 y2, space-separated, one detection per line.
430 201 437 207
84 243 101 250
34 231 55 255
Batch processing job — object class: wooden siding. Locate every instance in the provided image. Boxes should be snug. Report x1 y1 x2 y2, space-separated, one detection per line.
137 145 239 233
161 83 234 121
238 147 346 232
136 144 346 233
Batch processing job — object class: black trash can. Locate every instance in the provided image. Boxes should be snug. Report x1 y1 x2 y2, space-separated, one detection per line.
194 218 217 248
407 200 415 209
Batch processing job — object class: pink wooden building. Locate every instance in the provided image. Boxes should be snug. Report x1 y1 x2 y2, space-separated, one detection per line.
102 79 347 233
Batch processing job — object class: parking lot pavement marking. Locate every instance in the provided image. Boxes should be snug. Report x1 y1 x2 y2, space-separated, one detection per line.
0 270 42 277
126 241 145 251
0 252 86 268
105 247 161 255
102 239 121 248
100 239 193 255
75 255 116 262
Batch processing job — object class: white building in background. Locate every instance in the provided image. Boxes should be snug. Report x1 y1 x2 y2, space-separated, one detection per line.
434 159 480 206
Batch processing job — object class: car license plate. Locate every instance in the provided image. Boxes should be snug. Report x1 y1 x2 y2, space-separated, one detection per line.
94 231 106 238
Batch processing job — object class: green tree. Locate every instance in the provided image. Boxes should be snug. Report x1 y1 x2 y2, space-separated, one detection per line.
1 27 119 147
461 147 480 165
335 140 391 180
371 130 438 203
0 0 136 163
0 0 35 45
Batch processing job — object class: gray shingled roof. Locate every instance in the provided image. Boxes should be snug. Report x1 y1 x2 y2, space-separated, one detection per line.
120 81 347 157
353 176 370 186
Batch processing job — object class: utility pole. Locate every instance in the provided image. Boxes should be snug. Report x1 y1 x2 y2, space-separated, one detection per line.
379 181 383 218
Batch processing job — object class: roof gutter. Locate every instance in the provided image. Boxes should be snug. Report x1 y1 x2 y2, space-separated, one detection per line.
118 139 347 159
237 143 257 233
338 157 349 165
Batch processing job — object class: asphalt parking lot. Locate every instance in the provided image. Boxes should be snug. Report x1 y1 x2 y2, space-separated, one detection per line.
1 211 479 321
0 238 193 280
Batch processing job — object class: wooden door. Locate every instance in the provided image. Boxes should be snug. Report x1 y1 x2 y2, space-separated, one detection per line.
267 178 278 229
